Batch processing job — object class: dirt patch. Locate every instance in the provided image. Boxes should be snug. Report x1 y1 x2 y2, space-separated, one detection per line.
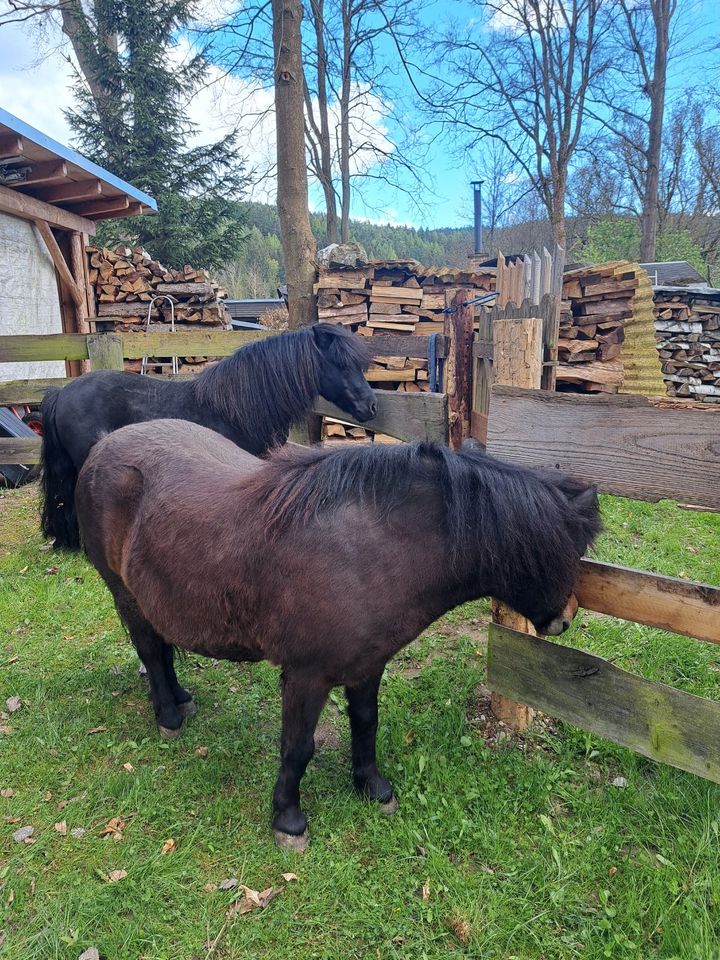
466 685 558 751
314 722 341 751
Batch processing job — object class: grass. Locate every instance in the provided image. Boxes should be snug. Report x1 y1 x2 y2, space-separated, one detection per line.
0 484 719 960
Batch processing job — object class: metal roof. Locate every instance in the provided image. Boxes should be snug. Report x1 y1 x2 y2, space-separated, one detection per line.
225 298 284 319
0 108 156 221
640 261 705 285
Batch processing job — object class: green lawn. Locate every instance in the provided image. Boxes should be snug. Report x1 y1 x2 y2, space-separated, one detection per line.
1 484 719 960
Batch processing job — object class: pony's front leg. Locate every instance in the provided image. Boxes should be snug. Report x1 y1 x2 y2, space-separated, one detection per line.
272 670 329 850
346 671 396 811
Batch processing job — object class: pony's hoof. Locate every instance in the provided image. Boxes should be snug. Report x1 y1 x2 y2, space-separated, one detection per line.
178 699 197 718
158 723 183 739
273 829 309 852
379 795 398 815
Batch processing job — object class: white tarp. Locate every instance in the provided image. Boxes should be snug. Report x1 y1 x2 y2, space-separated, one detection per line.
0 211 65 382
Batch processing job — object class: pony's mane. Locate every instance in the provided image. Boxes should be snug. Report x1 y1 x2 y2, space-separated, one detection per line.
248 442 601 579
192 324 370 450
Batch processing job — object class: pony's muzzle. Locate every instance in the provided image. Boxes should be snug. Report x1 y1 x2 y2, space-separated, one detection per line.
541 593 579 636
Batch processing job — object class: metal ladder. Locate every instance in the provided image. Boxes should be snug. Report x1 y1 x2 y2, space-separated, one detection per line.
141 295 178 376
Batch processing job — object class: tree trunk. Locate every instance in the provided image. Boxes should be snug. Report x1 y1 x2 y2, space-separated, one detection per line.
309 0 339 245
640 0 671 262
339 0 352 242
550 179 567 250
272 0 318 330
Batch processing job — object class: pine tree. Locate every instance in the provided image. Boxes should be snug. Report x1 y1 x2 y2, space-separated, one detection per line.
65 0 247 268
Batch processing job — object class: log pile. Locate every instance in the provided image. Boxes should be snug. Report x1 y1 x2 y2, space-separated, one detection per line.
556 262 650 393
87 244 230 374
316 259 494 391
655 289 720 402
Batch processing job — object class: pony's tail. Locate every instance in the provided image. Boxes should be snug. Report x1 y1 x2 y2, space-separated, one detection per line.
40 389 80 550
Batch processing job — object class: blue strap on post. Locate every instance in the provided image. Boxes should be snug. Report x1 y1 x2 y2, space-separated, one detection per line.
428 332 438 392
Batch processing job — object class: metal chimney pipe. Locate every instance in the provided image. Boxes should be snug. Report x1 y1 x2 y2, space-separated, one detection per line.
471 180 484 256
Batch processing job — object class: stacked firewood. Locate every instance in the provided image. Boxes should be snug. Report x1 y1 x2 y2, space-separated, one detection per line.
655 289 720 402
86 244 230 374
557 263 639 392
316 259 494 389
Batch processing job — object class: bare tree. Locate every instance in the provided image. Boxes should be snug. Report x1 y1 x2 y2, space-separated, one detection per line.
428 0 608 249
589 0 679 260
302 0 425 243
272 0 317 328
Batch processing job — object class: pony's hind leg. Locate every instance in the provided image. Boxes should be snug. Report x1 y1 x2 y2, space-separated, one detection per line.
109 579 192 737
346 671 396 811
161 644 196 718
272 670 330 850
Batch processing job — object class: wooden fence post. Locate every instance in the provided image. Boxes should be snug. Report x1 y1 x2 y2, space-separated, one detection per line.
489 316 544 730
444 290 475 450
87 333 124 371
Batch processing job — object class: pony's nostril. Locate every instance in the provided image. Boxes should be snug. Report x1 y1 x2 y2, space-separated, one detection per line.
562 619 571 632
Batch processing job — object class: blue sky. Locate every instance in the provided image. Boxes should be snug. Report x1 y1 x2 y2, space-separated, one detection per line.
1 0 718 229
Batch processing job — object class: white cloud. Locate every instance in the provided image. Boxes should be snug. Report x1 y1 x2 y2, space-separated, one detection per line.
0 16 396 212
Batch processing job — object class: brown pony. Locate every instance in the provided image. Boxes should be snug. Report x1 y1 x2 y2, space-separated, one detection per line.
76 420 600 848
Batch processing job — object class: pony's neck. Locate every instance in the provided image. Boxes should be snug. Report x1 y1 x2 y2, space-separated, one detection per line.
193 329 321 452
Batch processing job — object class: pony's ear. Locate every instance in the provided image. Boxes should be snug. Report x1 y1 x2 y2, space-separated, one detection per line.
568 483 598 510
312 323 337 350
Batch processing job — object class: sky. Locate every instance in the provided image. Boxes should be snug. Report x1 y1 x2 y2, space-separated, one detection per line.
0 0 718 230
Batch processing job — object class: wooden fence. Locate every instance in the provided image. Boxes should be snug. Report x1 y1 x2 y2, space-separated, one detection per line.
4 313 720 786
486 383 720 783
0 327 449 464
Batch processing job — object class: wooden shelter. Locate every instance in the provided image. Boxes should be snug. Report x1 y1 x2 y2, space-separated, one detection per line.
0 108 156 378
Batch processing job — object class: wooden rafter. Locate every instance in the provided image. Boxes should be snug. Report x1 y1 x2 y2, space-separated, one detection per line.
36 179 102 203
0 134 23 160
7 160 68 186
72 196 129 217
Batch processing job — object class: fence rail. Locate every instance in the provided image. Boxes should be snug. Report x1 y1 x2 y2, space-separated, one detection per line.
0 328 449 464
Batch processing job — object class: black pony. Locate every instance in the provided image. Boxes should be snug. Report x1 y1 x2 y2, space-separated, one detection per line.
76 420 601 848
40 323 374 549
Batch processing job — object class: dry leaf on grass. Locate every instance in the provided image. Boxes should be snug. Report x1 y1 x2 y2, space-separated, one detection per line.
1 788 13 798
161 838 176 854
54 821 67 835
107 870 127 883
5 697 21 713
87 726 107 735
281 873 298 882
218 877 238 890
99 817 125 841
421 879 431 901
12 825 33 843
122 763 134 772
195 746 209 758
71 827 86 839
78 948 100 960
227 885 283 918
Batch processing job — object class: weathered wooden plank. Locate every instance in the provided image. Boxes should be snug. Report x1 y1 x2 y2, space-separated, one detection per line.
0 334 90 363
488 386 720 511
487 624 720 783
0 183 96 236
87 333 124 371
444 290 475 450
577 559 720 645
0 437 41 464
314 390 448 444
120 329 272 359
369 334 447 359
0 378 71 404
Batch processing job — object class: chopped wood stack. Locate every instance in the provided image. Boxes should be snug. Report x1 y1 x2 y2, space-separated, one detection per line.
315 258 494 391
655 289 720 402
557 262 640 393
86 244 230 374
